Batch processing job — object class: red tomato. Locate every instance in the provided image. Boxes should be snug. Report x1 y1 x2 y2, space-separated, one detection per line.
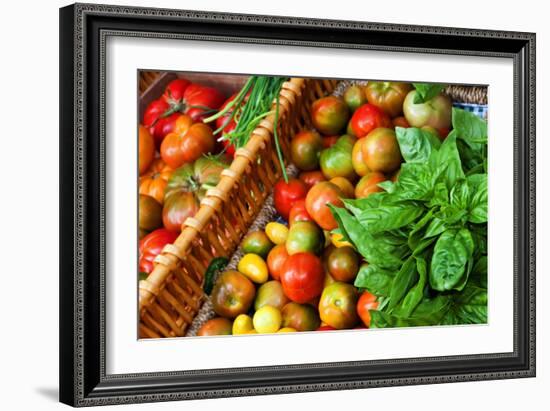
138 228 178 274
288 199 313 226
357 291 379 328
162 78 191 102
280 253 325 304
305 181 344 231
143 99 181 147
273 178 308 220
350 103 392 138
142 80 225 146
299 170 326 189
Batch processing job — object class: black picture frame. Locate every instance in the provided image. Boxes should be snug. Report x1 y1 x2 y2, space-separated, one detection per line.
59 3 536 407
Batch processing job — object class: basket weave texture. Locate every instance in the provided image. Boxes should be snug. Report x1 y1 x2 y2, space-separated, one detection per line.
139 78 338 338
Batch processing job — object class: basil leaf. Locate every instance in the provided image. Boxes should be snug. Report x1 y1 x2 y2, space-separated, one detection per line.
392 162 435 201
396 127 441 163
452 107 488 145
428 182 449 208
424 217 448 239
396 256 428 317
450 179 470 211
442 283 488 325
466 174 488 223
430 228 474 291
412 83 446 104
388 256 417 310
354 264 395 297
408 208 435 250
433 131 465 189
330 205 403 269
354 202 425 234
371 295 452 328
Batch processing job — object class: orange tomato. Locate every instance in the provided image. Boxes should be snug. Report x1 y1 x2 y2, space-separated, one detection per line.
139 158 173 204
138 125 155 175
160 115 215 169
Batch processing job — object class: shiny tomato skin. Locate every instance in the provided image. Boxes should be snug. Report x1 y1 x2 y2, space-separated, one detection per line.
139 125 155 175
305 182 344 231
143 98 181 147
280 253 325 304
139 228 178 274
298 170 326 189
211 270 256 319
355 172 386 199
273 178 308 220
350 103 392 138
322 136 339 148
318 282 359 329
160 120 215 169
364 82 412 117
351 138 370 177
281 302 321 331
288 199 313 226
267 244 289 281
311 96 350 135
392 116 410 128
162 191 200 233
326 246 360 283
357 291 379 327
361 127 402 173
197 317 233 336
290 130 323 171
182 83 226 122
162 78 191 102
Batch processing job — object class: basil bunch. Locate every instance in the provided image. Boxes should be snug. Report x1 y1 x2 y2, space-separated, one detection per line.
330 108 488 328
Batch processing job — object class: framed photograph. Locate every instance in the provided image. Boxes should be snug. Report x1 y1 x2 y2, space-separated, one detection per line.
59 3 536 407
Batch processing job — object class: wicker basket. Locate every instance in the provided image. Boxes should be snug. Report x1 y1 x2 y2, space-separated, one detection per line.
138 77 338 338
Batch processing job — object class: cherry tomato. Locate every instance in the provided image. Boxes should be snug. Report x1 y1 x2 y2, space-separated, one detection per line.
350 103 392 138
273 178 308 220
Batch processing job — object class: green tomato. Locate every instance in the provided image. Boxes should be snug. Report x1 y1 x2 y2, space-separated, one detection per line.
286 221 324 256
242 230 274 258
319 134 357 180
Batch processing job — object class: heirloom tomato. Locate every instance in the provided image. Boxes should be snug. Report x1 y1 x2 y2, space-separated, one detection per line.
288 199 313 226
139 158 173 205
273 178 308 220
160 115 215 169
351 138 370 177
280 252 325 304
357 291 379 328
138 228 178 274
290 130 323 171
361 127 402 173
326 246 359 283
354 172 386 199
311 96 350 135
197 317 233 336
319 134 357 181
286 221 324 256
343 84 367 112
241 231 274 259
238 253 269 284
253 306 282 334
349 103 392 138
305 182 345 231
162 157 226 232
211 270 256 319
254 281 290 311
138 125 155 175
364 81 412 117
298 170 326 189
267 244 289 281
281 302 321 331
162 79 225 122
403 90 452 130
318 282 359 329
138 194 163 236
329 177 355 199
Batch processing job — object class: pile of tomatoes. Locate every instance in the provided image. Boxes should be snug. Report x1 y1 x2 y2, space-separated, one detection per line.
138 78 237 277
198 81 453 336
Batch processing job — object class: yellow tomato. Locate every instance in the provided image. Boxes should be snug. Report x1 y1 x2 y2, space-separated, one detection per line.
331 233 354 248
247 329 258 334
277 327 297 333
253 306 282 334
238 254 268 284
232 314 254 335
265 222 289 245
